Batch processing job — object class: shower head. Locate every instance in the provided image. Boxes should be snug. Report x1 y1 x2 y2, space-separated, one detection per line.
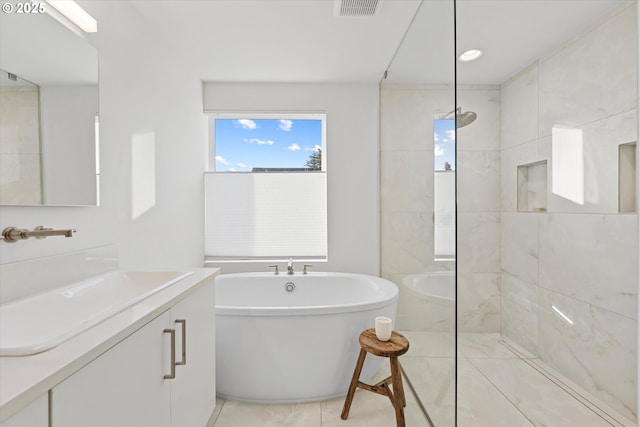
444 107 477 128
457 111 477 128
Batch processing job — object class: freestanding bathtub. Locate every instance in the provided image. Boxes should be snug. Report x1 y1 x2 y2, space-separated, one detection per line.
401 271 455 331
215 272 398 403
402 271 455 307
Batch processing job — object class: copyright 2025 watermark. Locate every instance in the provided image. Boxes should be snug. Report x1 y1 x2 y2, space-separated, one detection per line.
2 2 47 13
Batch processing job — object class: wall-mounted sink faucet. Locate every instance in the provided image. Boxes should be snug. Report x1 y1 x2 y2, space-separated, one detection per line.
2 226 75 243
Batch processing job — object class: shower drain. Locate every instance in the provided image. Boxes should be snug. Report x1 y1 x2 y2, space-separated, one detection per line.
284 282 295 293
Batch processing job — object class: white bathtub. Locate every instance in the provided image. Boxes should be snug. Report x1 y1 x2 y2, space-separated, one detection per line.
402 271 455 306
215 272 399 403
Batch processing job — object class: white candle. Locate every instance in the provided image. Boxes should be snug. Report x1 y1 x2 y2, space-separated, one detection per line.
375 316 392 341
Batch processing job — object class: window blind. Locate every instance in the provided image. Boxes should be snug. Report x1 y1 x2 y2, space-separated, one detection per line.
204 172 327 259
434 171 456 259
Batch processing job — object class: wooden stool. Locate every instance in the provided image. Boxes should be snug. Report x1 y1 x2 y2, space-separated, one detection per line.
341 329 410 427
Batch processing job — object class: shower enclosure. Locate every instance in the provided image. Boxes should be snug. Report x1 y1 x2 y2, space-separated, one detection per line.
380 1 638 425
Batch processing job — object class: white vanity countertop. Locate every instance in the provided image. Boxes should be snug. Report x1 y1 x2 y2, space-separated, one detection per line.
0 267 220 422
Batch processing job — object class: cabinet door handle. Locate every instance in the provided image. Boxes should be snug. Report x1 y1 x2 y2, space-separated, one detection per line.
175 319 187 366
163 328 176 379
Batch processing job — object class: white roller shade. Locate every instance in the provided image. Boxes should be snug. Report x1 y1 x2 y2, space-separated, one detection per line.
204 172 327 259
434 171 456 259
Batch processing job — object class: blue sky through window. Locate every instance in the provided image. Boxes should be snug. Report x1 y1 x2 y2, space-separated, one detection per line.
214 118 323 171
434 119 455 171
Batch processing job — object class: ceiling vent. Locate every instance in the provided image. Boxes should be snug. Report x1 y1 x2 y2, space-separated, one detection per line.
334 0 382 17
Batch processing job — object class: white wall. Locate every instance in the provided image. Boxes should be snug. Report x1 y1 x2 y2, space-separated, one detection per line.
203 82 380 275
0 1 208 269
0 3 381 278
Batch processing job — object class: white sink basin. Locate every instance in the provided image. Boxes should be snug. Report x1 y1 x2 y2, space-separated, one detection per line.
0 270 192 356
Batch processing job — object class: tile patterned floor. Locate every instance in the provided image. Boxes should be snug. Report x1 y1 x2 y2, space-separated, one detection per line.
210 332 636 427
210 360 428 427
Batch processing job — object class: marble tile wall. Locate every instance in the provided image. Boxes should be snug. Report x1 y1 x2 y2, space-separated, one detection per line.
0 85 42 204
380 86 452 331
452 88 502 333
380 85 502 333
499 4 638 420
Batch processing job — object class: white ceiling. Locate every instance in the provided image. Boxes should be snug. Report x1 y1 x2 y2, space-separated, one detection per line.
2 0 630 86
389 0 633 85
0 1 98 85
126 0 631 86
129 0 422 83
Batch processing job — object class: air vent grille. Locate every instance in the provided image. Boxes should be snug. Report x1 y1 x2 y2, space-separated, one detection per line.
335 0 382 17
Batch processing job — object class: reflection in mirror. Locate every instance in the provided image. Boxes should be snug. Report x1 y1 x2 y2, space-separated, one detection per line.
0 70 43 204
0 2 99 206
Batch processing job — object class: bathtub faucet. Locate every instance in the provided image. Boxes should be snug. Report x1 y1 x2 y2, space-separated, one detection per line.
287 258 294 275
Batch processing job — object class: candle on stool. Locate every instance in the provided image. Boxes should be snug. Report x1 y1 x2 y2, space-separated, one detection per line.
375 316 392 341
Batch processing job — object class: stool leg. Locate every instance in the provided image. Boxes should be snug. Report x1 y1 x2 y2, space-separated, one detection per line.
341 349 367 420
389 356 406 427
391 357 406 407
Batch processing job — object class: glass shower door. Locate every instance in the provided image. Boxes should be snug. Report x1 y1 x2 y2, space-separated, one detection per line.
380 0 457 425
382 0 637 425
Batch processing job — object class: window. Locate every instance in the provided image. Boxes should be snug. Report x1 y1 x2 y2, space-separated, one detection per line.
204 112 327 260
211 114 325 172
434 117 456 260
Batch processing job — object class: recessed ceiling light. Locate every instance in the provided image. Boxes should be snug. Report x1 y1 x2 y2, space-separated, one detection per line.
458 49 484 63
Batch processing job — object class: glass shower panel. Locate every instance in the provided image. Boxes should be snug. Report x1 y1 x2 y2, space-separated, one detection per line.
380 0 456 425
456 1 638 425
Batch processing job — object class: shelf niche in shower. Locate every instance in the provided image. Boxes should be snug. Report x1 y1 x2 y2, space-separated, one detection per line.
517 160 548 212
619 142 636 213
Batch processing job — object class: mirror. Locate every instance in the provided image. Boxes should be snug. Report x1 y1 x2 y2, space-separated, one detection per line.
0 3 99 206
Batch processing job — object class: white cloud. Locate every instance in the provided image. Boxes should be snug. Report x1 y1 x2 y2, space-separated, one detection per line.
215 155 230 166
434 132 439 142
234 119 257 130
288 143 301 151
237 162 248 169
279 120 293 131
446 129 456 142
434 144 445 157
244 138 274 145
305 145 322 152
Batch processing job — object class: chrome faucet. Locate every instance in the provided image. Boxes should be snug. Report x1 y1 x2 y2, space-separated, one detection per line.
2 226 75 243
287 258 294 275
268 265 280 275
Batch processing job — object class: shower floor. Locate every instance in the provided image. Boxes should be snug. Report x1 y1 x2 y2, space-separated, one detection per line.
402 331 636 427
209 332 636 427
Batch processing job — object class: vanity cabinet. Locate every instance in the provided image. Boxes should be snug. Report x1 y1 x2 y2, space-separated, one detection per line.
169 281 216 427
0 394 47 427
50 281 215 427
